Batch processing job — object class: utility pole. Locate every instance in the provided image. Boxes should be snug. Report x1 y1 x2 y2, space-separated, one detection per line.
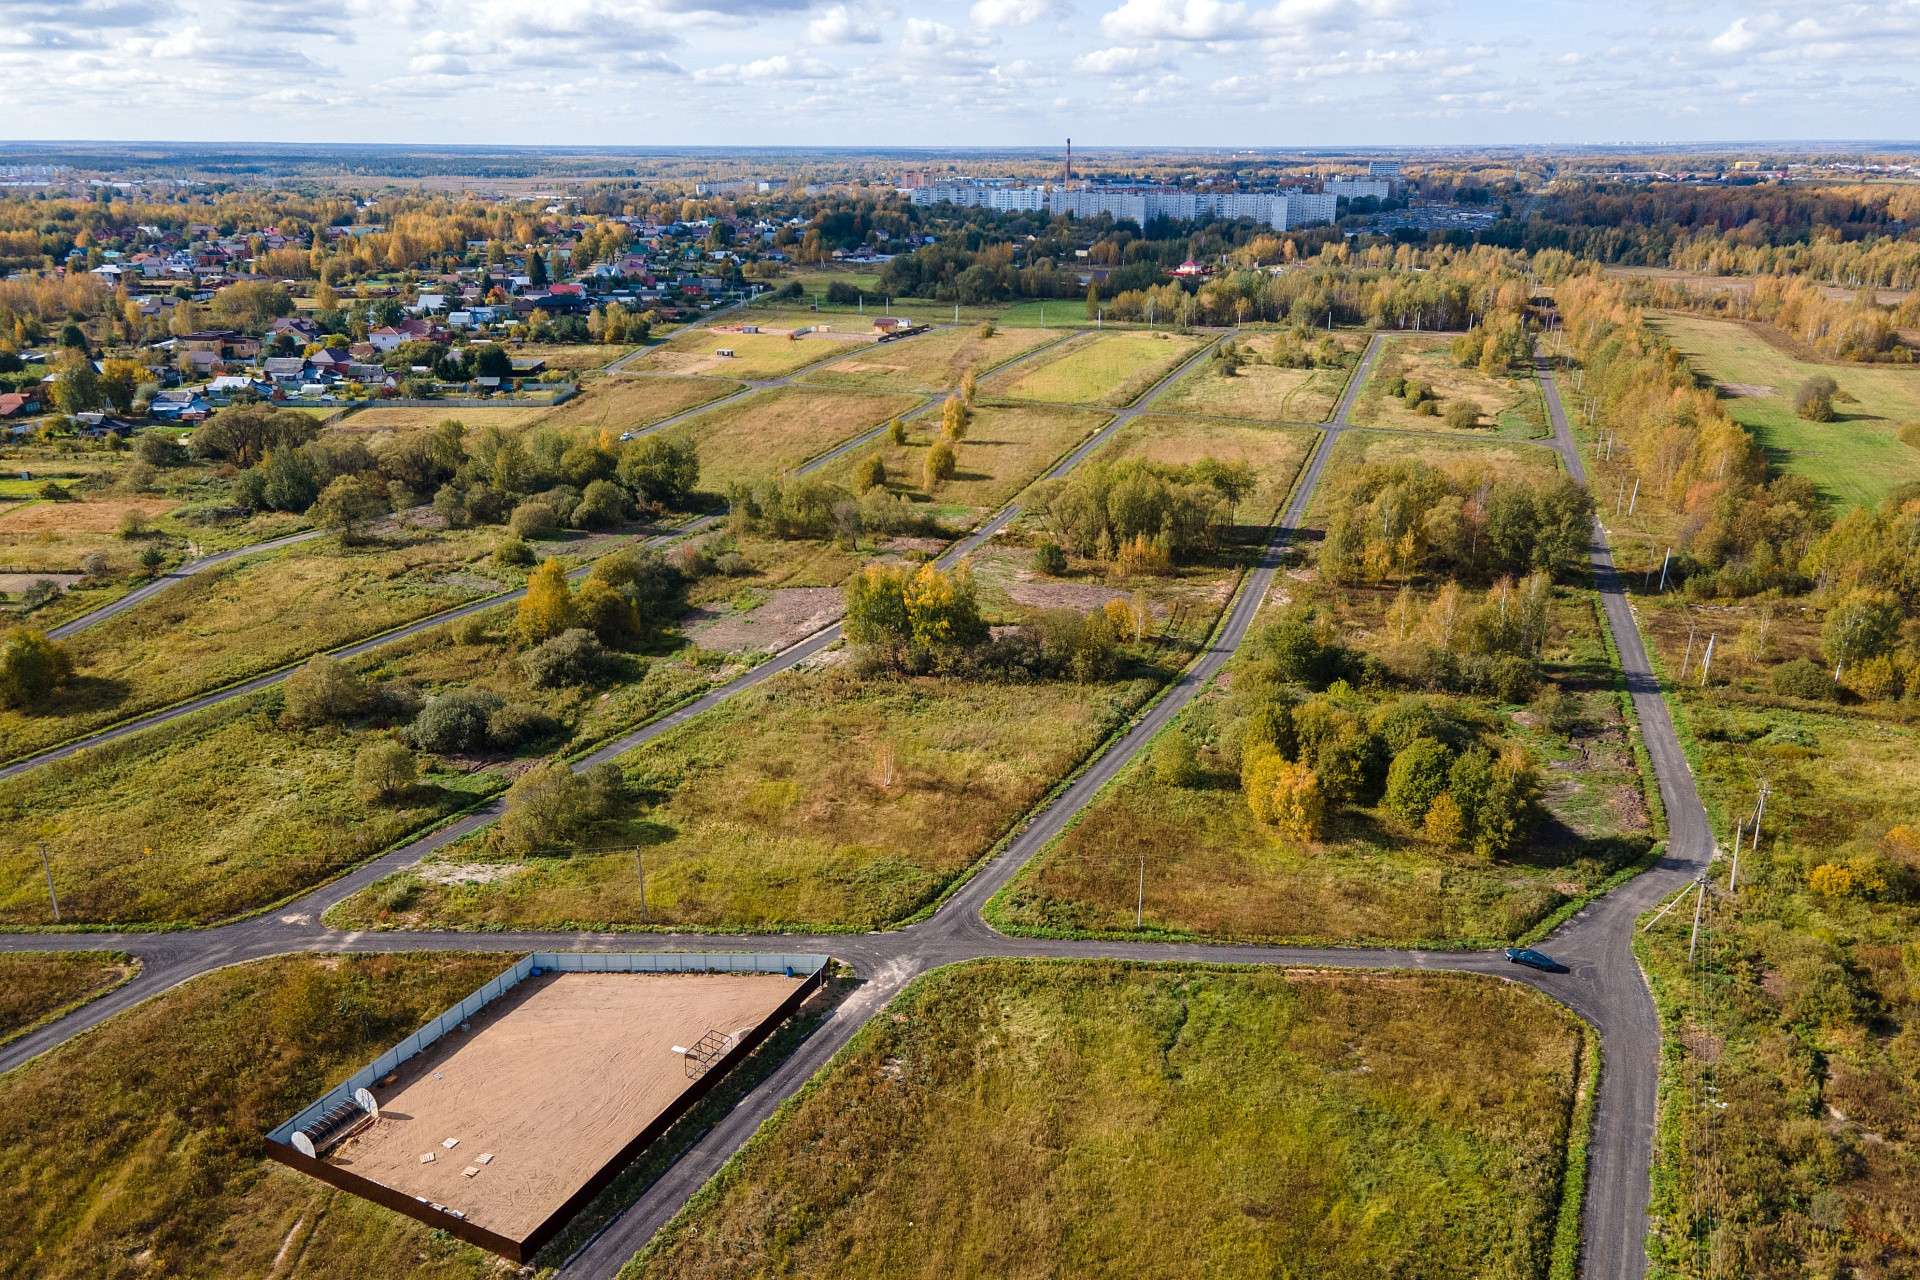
1628 477 1640 516
1681 620 1697 679
1728 817 1744 893
38 842 59 922
1658 546 1672 592
635 849 648 925
1700 633 1715 686
1688 876 1707 963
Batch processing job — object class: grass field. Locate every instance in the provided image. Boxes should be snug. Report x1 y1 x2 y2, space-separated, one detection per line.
0 611 724 926
334 404 553 433
1650 311 1920 510
1151 334 1358 423
1096 416 1318 525
816 403 1108 518
531 374 744 437
0 952 135 1045
662 386 921 495
624 328 856 381
337 666 1162 933
985 331 1208 408
628 960 1588 1280
1351 335 1537 435
514 342 638 371
0 952 512 1280
1640 688 1920 1275
1305 431 1566 526
798 326 1068 395
0 528 509 765
994 585 1654 947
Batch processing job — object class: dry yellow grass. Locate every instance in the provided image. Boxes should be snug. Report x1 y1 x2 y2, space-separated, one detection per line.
662 386 921 493
985 331 1207 407
533 375 745 436
1097 415 1318 523
799 327 1069 395
514 343 637 371
626 330 857 380
0 497 177 533
336 405 552 433
1353 335 1527 431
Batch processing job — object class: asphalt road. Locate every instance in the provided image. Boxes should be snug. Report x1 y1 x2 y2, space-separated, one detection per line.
0 337 1710 1280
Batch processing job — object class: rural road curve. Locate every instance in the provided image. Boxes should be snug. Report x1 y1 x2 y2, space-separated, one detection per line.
1 333 1709 1280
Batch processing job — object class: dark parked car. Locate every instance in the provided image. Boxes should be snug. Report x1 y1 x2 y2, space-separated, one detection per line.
1505 948 1565 973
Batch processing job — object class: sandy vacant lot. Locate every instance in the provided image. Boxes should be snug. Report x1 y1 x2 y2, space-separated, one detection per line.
329 970 805 1241
0 498 175 533
685 586 844 654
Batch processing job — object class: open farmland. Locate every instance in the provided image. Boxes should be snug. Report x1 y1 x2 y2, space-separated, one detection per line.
1150 333 1361 422
624 328 858 380
0 952 513 1280
0 527 511 764
817 403 1107 518
627 961 1589 1280
1651 311 1920 509
0 953 135 1044
661 386 921 495
984 330 1207 407
334 404 555 433
533 374 744 436
513 342 637 371
1351 334 1540 435
337 666 1161 933
995 584 1653 947
1096 416 1317 525
798 326 1067 395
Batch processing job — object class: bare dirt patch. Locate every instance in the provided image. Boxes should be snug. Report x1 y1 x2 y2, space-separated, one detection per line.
0 498 176 533
413 862 527 887
0 571 80 592
329 971 806 1242
1005 578 1130 613
685 586 844 653
1717 382 1775 398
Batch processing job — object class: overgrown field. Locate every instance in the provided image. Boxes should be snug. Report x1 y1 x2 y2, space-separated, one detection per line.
627 961 1589 1280
1641 689 1920 1278
1351 334 1541 436
0 613 722 927
0 952 135 1044
995 584 1654 947
985 331 1206 407
1651 311 1920 509
1150 332 1360 422
0 526 511 764
513 342 637 371
661 386 921 495
532 374 744 436
798 326 1066 395
1305 431 1566 525
1096 416 1317 525
816 403 1107 518
340 666 1161 933
332 405 552 433
0 952 511 1280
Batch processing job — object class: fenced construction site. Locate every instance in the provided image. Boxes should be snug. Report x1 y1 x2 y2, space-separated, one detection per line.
264 951 828 1261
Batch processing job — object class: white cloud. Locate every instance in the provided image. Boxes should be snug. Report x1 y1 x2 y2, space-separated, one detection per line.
1073 43 1166 71
808 4 883 42
1100 0 1255 41
970 0 1069 26
1708 16 1761 53
694 53 836 81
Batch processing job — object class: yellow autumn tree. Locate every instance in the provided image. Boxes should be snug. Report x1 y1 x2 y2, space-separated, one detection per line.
1424 792 1467 848
516 559 577 643
1242 743 1324 843
941 395 971 442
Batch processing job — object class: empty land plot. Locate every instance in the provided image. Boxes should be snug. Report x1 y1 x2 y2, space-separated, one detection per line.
327 972 805 1246
798 326 1067 395
817 403 1108 517
534 375 744 436
340 667 1160 933
1305 432 1563 526
336 405 554 433
625 330 852 381
1651 311 1920 510
628 961 1588 1280
0 952 512 1280
994 585 1650 947
1152 342 1354 422
0 695 503 926
984 331 1206 408
0 952 135 1044
1351 334 1533 434
0 529 504 764
514 343 637 371
1097 415 1317 525
661 387 920 495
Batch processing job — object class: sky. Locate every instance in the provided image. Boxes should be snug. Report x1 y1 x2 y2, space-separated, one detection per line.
2 0 1917 146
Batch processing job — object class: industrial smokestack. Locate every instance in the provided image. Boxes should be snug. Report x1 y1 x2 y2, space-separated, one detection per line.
1065 138 1072 184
